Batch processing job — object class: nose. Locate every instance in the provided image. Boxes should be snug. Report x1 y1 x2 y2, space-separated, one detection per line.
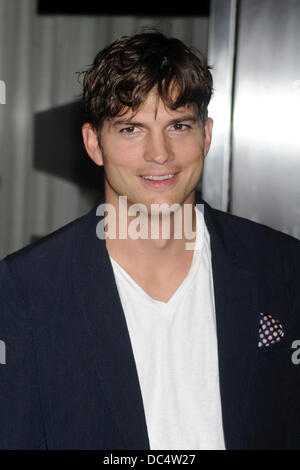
143 130 173 164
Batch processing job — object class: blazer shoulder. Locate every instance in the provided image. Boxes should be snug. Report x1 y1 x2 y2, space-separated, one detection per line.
210 204 300 248
204 202 300 281
4 206 96 264
2 206 98 299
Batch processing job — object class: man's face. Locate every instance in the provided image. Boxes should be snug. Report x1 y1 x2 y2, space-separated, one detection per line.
84 89 213 212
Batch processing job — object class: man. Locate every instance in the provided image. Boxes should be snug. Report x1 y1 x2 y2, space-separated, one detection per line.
0 30 299 450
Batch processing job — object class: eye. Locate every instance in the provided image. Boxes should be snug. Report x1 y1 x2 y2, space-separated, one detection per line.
171 123 191 132
120 126 138 135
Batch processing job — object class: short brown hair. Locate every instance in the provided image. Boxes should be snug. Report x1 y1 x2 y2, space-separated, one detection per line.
81 30 213 133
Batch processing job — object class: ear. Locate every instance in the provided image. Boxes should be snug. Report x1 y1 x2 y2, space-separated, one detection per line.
203 117 213 158
81 123 103 166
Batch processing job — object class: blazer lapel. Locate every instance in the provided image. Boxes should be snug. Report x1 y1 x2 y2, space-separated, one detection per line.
198 196 261 449
72 199 150 450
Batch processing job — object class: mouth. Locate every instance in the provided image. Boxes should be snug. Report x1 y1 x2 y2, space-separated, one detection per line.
139 173 178 189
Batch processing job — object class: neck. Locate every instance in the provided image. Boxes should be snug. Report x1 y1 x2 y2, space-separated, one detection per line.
104 192 197 253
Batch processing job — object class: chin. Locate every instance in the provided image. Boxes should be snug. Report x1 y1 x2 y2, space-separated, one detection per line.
145 195 185 214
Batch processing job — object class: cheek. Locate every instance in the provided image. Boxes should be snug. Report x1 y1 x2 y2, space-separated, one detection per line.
101 146 133 174
106 142 140 169
182 143 204 165
102 154 137 186
175 136 204 158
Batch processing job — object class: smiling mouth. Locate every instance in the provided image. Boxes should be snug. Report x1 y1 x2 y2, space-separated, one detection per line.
140 173 176 181
138 172 179 188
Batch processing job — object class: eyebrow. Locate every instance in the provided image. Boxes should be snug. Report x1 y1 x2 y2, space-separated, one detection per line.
111 114 198 128
168 115 198 125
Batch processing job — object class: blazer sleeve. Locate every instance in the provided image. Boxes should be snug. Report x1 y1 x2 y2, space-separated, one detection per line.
0 260 47 449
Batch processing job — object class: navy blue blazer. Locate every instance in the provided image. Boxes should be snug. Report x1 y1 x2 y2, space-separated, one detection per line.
0 193 300 450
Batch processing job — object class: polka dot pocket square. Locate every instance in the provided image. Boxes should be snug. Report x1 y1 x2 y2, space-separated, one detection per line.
258 313 285 348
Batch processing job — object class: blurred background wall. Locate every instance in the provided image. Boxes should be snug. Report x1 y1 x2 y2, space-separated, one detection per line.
0 0 299 259
204 0 300 240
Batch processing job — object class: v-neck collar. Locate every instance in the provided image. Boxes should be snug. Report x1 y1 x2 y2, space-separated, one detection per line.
109 205 205 309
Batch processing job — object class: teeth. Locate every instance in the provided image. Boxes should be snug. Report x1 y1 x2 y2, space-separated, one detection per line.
142 174 175 181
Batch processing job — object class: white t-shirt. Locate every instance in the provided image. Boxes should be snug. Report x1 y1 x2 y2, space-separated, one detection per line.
109 205 225 450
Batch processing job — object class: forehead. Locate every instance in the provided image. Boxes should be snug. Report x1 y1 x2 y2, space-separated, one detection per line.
110 89 197 124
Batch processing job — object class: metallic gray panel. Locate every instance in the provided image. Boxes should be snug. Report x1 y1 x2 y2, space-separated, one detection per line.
231 0 300 239
202 0 237 211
